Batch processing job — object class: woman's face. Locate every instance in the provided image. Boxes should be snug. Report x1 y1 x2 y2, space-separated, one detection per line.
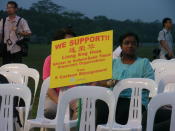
121 36 138 56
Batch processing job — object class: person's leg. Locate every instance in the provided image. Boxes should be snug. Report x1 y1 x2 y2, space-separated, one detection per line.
95 100 109 126
116 98 146 125
11 52 22 63
142 110 147 131
154 107 172 123
154 120 170 131
2 51 11 65
70 100 78 120
44 96 57 119
142 107 171 131
115 98 130 125
44 96 57 131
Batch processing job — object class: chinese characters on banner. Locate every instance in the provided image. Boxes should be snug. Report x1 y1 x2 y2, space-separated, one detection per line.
50 30 113 88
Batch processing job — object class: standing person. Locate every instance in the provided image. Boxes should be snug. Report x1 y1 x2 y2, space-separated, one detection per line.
158 18 174 59
0 1 32 64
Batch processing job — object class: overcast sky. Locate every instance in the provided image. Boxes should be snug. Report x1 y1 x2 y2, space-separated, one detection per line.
0 0 175 22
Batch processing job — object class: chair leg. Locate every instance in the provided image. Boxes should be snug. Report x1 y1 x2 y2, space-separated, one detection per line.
65 125 70 131
40 128 46 131
24 122 31 131
17 107 25 126
14 117 24 131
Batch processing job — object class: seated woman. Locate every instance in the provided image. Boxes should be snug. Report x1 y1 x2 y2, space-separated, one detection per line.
95 32 154 125
43 28 78 120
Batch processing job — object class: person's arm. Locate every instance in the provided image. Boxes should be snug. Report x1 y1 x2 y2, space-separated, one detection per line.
47 88 58 104
18 18 32 37
143 59 155 80
158 31 174 57
43 56 51 80
160 40 174 57
0 18 3 42
18 31 31 36
94 79 118 87
42 55 59 104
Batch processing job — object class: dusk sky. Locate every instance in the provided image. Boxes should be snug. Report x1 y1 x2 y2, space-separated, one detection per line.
0 0 175 22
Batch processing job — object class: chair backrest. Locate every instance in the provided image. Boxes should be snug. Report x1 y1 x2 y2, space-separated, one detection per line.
0 64 29 85
113 78 157 125
0 64 40 106
164 83 175 93
23 68 40 106
152 60 175 83
0 84 31 131
158 72 175 93
151 59 168 69
146 92 175 131
56 86 116 131
0 71 24 84
1 63 28 69
36 77 50 118
170 58 175 61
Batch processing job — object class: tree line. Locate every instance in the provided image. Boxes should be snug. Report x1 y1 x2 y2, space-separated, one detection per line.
0 0 174 47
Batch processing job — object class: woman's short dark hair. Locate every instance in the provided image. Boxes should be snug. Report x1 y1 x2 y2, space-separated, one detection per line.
162 17 172 27
7 1 18 8
119 32 139 47
52 28 76 41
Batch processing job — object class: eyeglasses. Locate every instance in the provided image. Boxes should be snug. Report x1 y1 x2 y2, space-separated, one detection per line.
6 6 15 9
123 41 137 46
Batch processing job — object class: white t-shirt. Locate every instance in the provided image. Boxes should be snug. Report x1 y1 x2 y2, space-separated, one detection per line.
113 46 122 59
0 16 31 54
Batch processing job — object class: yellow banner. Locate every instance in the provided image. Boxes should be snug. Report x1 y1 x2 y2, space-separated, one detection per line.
50 30 113 88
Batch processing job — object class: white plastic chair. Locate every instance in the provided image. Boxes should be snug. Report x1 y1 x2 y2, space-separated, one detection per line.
17 68 40 130
157 72 175 93
164 83 175 93
170 58 175 61
98 78 157 131
0 64 39 106
0 84 31 131
24 68 40 105
151 59 167 69
146 92 175 131
1 63 28 68
0 64 40 128
0 71 24 84
0 63 29 84
25 77 78 131
56 86 116 131
0 71 26 131
152 60 175 83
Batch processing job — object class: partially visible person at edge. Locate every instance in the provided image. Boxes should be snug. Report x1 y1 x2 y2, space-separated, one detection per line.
158 18 174 59
94 32 154 127
0 1 31 64
113 45 122 59
42 28 78 124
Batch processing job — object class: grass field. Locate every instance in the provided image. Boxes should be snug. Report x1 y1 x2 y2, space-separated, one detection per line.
0 44 157 130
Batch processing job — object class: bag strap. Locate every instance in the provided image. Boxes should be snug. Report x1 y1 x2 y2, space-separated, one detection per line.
163 30 166 41
1 17 6 43
16 17 22 27
15 17 22 40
